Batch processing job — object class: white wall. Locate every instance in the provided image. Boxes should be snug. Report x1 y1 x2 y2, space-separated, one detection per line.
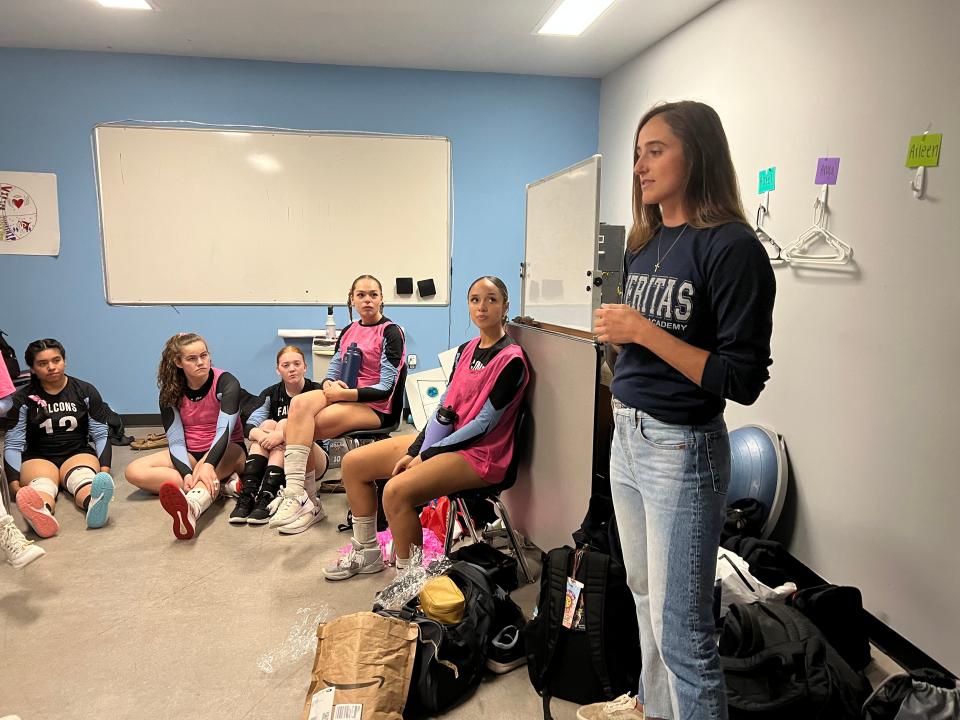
599 0 960 672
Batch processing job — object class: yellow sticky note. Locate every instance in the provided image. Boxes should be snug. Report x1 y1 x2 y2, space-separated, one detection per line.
905 134 942 168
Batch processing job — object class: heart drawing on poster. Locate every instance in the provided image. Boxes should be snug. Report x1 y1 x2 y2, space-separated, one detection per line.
11 197 25 209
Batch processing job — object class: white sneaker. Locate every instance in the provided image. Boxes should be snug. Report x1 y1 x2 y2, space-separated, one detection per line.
323 539 385 581
0 515 46 569
268 489 313 528
278 501 327 535
221 473 241 498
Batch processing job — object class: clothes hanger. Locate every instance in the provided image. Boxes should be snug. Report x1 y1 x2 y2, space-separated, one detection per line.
782 185 852 265
754 194 783 263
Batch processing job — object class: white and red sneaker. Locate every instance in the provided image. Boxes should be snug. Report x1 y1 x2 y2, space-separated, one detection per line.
159 481 198 540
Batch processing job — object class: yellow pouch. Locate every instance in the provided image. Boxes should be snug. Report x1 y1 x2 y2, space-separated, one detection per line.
418 576 465 624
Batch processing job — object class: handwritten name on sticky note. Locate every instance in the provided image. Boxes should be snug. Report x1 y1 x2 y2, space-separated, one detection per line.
815 157 841 185
906 134 942 168
758 167 776 193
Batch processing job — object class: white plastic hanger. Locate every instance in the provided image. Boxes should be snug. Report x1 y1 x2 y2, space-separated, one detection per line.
782 185 852 265
754 193 783 263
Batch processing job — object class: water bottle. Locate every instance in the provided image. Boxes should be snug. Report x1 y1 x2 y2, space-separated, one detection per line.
342 342 363 389
421 405 458 451
325 306 336 340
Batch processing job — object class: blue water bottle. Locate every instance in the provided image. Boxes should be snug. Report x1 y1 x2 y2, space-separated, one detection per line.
421 405 458 451
342 342 363 389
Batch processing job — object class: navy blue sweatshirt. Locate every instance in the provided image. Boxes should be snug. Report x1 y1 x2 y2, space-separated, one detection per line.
612 222 775 425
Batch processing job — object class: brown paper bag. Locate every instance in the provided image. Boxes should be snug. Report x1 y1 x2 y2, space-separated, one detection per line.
301 611 419 720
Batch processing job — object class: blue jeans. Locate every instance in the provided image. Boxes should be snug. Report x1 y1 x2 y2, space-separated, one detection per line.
610 399 730 720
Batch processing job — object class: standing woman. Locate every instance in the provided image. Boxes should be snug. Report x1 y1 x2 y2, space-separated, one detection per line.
271 275 405 530
231 345 327 530
583 102 775 720
125 333 246 540
324 276 528 581
2 339 115 538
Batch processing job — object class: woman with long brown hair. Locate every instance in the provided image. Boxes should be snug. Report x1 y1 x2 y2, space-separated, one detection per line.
125 333 246 540
583 101 776 720
270 274 405 531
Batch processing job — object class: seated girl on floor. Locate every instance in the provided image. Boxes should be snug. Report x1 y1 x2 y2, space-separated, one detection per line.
2 338 115 538
271 274 406 532
230 345 327 532
124 332 246 540
324 275 528 581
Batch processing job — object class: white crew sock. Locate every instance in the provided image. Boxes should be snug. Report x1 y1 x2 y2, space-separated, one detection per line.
352 514 377 546
304 470 317 498
283 444 310 496
395 555 412 570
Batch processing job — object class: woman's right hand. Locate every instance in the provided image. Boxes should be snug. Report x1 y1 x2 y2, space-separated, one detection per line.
391 455 414 476
260 430 284 450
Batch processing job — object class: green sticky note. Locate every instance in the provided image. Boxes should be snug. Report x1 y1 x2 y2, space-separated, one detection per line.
905 134 942 168
758 167 776 193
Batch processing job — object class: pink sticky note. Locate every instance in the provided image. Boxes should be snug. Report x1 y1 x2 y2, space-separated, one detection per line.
815 157 840 185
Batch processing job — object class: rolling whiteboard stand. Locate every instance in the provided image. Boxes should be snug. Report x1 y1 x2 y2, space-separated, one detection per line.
502 322 604 553
521 155 604 332
94 124 451 305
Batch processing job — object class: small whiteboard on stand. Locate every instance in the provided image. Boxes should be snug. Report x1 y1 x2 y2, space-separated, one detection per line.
521 155 601 333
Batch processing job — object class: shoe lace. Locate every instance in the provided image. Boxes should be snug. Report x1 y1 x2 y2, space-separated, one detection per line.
604 695 637 713
0 519 32 554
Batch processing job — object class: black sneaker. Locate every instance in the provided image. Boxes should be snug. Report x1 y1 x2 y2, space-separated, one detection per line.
228 492 257 524
486 624 526 674
247 482 282 525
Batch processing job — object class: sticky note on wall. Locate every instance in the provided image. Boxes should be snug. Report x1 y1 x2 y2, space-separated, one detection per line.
905 134 942 167
758 167 776 193
815 157 841 185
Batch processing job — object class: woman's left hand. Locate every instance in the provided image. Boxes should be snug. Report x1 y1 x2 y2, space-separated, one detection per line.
594 304 650 346
324 384 352 403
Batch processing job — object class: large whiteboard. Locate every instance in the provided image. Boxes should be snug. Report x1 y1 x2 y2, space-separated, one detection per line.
522 155 601 331
94 125 450 305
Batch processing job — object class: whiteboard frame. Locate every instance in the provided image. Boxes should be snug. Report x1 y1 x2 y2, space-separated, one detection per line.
521 154 602 331
92 123 452 306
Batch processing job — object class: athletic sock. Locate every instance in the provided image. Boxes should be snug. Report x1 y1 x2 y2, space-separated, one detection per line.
241 454 268 494
352 514 377 546
283 444 310 496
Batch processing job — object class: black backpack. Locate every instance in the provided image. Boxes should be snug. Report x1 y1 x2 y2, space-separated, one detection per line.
719 602 871 719
0 330 21 381
722 536 793 587
376 561 496 718
524 546 641 719
785 584 870 671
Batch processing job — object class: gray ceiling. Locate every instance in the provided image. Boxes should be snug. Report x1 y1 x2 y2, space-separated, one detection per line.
0 0 719 77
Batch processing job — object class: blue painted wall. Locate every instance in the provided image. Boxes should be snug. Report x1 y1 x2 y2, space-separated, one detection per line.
0 49 598 413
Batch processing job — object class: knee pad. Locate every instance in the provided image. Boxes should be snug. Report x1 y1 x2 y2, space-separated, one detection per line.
30 477 59 499
64 466 96 496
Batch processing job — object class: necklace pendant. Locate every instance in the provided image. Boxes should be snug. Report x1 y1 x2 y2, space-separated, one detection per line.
654 262 660 272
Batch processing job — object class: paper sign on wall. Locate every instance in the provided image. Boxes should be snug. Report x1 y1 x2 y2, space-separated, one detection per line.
758 167 776 193
0 171 61 256
905 134 942 167
815 157 841 185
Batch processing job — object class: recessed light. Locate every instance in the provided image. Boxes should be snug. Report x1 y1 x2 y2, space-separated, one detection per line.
96 0 154 10
535 0 616 36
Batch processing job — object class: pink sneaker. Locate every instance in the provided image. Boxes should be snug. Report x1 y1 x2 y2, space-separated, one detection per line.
16 486 60 538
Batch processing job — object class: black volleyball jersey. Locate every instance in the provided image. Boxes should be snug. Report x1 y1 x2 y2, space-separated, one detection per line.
243 378 322 434
2 376 112 481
